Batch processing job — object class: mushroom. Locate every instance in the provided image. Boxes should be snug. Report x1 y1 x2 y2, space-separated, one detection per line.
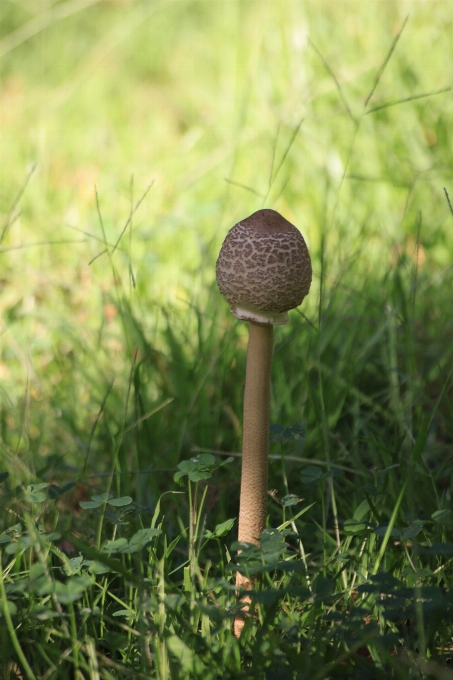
216 208 312 629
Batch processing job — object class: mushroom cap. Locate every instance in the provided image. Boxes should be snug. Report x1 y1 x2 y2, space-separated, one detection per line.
216 209 312 325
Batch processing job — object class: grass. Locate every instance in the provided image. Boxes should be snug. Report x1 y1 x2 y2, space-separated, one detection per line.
1 0 453 677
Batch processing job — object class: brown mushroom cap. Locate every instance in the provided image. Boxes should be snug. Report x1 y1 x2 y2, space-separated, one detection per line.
216 209 312 325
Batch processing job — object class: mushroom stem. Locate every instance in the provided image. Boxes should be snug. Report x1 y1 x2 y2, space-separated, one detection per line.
235 321 273 630
239 321 273 546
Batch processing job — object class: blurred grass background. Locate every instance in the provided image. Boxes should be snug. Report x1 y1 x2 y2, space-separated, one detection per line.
0 0 452 516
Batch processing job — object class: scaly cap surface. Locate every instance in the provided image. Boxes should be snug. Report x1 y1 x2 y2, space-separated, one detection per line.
216 209 312 324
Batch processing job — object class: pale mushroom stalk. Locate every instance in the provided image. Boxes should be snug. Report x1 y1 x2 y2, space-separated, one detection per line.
239 322 273 550
234 321 273 606
216 209 312 635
